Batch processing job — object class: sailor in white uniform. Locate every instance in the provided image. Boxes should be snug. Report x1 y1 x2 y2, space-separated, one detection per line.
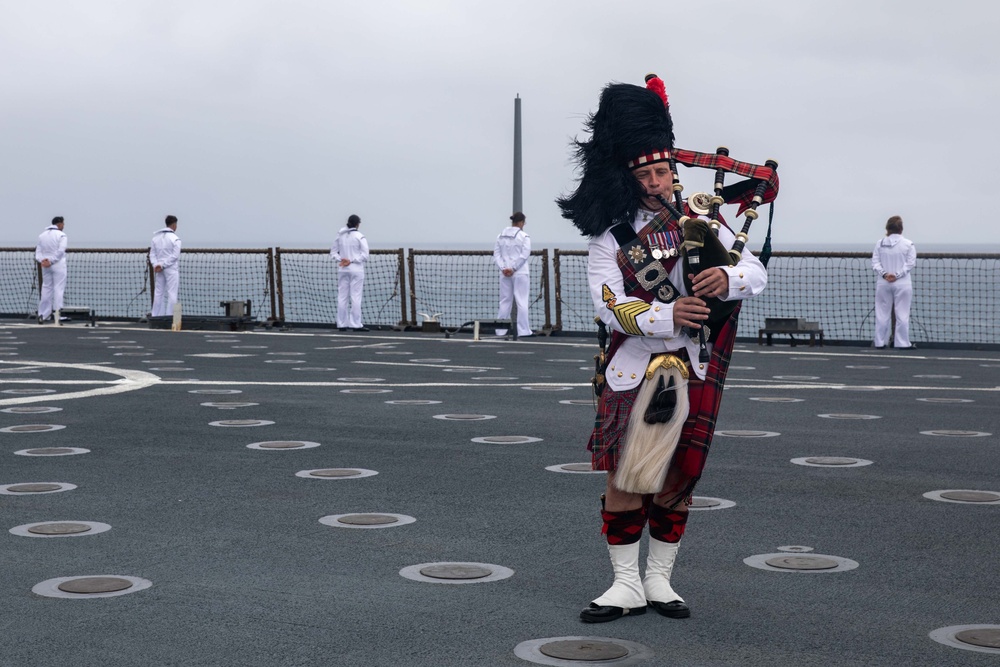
150 215 182 317
493 211 532 336
35 216 68 322
872 215 917 349
331 214 369 331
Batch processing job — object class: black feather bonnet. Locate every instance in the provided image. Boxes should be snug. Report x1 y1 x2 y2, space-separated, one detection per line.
557 78 675 237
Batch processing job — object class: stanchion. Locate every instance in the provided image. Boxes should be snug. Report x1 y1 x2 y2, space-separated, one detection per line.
171 303 182 331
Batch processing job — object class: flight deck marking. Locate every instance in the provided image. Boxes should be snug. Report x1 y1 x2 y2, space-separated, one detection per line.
153 380 592 388
746 348 1000 364
22 378 989 392
315 343 398 351
354 361 503 370
3 363 997 396
0 362 159 406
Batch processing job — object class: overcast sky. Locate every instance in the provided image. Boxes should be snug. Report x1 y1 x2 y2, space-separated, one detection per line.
2 0 998 251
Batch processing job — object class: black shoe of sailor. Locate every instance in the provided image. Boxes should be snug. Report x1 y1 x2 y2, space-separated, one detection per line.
648 599 691 618
579 602 646 623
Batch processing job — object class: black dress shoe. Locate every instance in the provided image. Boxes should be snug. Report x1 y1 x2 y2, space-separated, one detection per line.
338 328 348 332
352 327 370 332
580 602 646 623
648 599 690 618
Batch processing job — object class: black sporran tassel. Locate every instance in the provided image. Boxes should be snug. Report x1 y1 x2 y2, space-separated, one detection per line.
644 374 677 424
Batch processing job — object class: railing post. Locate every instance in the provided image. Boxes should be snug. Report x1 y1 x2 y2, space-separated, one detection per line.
397 249 407 326
274 247 286 323
541 248 551 331
407 249 417 327
552 249 563 332
148 259 155 313
266 248 277 322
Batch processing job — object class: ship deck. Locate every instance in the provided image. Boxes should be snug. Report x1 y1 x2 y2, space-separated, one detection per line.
1 321 998 667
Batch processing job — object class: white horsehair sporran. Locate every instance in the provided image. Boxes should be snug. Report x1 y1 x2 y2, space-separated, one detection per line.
614 354 689 494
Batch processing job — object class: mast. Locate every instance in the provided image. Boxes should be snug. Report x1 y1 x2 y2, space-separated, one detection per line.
512 94 522 213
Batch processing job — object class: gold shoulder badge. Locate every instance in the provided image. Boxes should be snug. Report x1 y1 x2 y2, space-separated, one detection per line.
603 284 650 336
601 284 617 309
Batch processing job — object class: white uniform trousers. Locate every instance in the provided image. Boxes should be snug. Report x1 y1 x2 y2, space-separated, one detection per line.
495 272 532 336
337 267 365 329
874 277 912 348
151 268 180 317
38 263 67 320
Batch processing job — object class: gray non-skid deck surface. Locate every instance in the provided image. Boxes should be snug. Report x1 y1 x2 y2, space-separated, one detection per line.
1 323 997 667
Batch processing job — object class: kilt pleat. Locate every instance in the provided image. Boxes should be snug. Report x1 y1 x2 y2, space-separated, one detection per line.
587 385 640 471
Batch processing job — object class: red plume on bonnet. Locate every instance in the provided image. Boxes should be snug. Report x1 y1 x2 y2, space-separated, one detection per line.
644 73 668 106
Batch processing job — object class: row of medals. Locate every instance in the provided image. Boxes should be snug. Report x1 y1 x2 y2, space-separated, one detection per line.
644 192 714 260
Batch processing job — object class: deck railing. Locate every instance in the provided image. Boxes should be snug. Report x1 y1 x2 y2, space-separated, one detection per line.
2 248 998 345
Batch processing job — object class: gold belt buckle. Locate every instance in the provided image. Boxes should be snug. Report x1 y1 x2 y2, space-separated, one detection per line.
645 354 690 380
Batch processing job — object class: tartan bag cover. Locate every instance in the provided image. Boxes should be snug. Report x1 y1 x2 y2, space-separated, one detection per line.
673 148 779 214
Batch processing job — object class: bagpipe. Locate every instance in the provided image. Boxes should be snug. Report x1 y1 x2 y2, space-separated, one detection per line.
656 148 779 364
591 148 778 398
